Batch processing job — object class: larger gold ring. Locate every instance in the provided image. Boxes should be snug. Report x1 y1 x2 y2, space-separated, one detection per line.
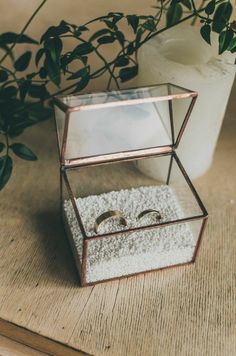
94 210 127 234
137 209 162 222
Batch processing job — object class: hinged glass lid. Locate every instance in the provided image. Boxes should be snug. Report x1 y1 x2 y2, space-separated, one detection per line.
54 83 197 167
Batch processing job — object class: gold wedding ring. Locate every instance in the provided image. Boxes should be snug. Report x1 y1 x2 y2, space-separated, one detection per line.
94 210 127 234
137 209 162 222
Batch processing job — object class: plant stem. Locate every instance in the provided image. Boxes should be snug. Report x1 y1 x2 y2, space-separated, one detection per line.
191 0 207 26
95 46 120 89
0 0 48 65
190 0 208 22
4 133 9 156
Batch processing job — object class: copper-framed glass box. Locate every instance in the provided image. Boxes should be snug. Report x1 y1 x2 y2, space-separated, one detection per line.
54 83 208 287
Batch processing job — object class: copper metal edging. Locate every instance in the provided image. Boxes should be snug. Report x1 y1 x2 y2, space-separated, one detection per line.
169 82 197 94
166 154 174 185
81 239 88 286
52 108 63 165
61 110 70 165
67 92 197 112
53 96 69 113
192 216 208 262
63 145 173 168
54 83 197 113
174 95 198 149
167 84 175 146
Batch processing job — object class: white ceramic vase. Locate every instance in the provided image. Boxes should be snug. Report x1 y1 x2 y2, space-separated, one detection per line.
136 24 235 180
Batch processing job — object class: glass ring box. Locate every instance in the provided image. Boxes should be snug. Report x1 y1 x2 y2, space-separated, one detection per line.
53 83 208 287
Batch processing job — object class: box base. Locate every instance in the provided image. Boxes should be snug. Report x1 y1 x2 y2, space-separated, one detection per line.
63 185 198 284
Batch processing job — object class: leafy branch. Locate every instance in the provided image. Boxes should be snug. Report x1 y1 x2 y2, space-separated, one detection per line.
0 0 235 190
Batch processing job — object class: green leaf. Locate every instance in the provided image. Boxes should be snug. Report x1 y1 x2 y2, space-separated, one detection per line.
228 36 236 53
28 84 50 100
89 28 112 42
0 70 8 82
115 31 125 46
39 67 47 79
181 0 192 10
0 86 17 99
0 156 13 190
119 65 138 82
142 19 156 31
8 127 25 138
72 75 90 93
44 52 61 86
205 0 216 15
8 111 43 137
44 37 62 63
126 42 135 55
14 51 32 72
127 15 139 33
28 103 53 121
77 25 89 32
102 19 117 30
35 48 46 66
26 72 37 80
200 24 211 45
61 54 72 69
73 42 94 56
0 32 38 44
0 42 14 62
0 142 5 153
166 4 183 26
108 12 123 17
115 55 129 67
110 13 123 25
219 28 234 54
67 66 89 80
19 80 30 101
10 143 37 161
212 2 233 33
40 24 70 43
97 35 115 44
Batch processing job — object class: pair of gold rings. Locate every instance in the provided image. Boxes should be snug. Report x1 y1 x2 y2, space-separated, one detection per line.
94 209 162 234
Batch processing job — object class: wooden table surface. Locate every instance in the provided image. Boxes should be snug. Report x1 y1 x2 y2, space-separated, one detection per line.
0 82 236 356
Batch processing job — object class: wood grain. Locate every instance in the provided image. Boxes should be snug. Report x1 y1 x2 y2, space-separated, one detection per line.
0 319 88 356
0 84 235 355
0 334 48 356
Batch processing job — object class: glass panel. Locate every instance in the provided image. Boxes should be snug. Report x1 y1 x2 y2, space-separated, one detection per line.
171 96 194 145
65 101 172 160
54 105 66 152
61 174 83 276
85 218 203 283
137 155 204 220
65 154 204 235
168 156 204 218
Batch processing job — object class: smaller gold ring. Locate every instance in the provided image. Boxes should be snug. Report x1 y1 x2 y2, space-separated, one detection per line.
137 209 162 222
94 210 127 234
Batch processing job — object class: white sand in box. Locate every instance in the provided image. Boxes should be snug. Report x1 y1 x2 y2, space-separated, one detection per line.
63 185 197 283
